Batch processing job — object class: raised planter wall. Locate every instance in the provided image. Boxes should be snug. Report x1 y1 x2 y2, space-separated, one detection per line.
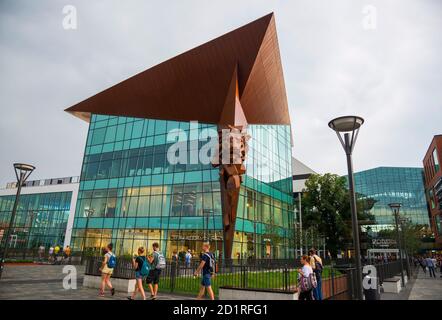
83 274 136 293
219 287 298 300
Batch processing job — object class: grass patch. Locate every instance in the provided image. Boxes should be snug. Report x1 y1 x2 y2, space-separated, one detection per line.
153 267 339 297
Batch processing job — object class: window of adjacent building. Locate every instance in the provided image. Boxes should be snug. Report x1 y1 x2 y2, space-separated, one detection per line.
429 189 436 209
433 148 440 173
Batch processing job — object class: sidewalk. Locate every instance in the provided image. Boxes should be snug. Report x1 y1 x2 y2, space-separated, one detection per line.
0 264 192 300
408 267 442 300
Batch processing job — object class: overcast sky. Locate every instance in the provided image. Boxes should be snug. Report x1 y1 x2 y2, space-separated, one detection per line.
1 0 441 186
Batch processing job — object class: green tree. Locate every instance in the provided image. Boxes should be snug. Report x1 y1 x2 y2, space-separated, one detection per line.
301 173 374 256
264 220 283 258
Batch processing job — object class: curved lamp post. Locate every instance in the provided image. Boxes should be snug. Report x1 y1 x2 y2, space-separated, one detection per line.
329 116 364 300
389 203 405 287
0 163 35 279
399 216 411 279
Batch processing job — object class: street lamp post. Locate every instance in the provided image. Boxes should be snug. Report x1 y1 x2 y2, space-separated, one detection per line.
80 208 95 265
0 163 35 279
388 203 405 288
329 115 364 300
298 192 303 256
399 216 411 278
23 211 37 260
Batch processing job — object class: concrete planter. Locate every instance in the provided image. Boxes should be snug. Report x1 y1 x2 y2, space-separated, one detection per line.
83 274 136 293
382 277 402 293
219 287 299 300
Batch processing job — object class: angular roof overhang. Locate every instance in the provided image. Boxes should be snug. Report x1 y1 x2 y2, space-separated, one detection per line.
65 13 290 125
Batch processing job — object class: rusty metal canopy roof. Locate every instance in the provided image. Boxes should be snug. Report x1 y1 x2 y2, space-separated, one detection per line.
65 13 290 125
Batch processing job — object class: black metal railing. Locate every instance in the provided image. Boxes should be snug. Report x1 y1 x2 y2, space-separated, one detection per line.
82 256 408 300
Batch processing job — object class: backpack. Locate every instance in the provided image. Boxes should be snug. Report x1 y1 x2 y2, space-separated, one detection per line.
313 256 323 274
154 251 166 270
204 252 216 274
107 253 116 269
139 256 150 276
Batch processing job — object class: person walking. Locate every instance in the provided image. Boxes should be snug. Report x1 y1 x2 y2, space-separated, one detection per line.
298 254 315 301
425 255 436 278
63 245 71 264
309 248 323 300
194 242 216 300
146 242 166 300
418 256 427 274
48 245 54 263
437 255 442 277
171 250 179 279
99 243 116 297
38 244 45 262
436 254 442 278
185 249 192 268
128 247 149 300
53 245 61 264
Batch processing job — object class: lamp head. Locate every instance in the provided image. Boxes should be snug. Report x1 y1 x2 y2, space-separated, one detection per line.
328 116 364 132
388 203 402 210
13 163 35 184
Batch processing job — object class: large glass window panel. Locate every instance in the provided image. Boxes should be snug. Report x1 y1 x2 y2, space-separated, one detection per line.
91 127 106 145
150 195 162 216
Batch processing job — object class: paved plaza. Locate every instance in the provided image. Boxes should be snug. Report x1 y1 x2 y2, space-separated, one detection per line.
408 267 442 300
1 263 441 300
0 264 191 300
381 267 442 300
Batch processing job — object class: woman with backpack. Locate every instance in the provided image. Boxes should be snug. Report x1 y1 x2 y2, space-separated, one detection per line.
298 254 316 300
99 243 116 297
128 246 150 300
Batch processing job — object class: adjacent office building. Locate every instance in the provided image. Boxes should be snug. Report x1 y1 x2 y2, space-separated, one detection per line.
0 177 79 251
352 167 430 232
64 14 295 259
423 135 442 245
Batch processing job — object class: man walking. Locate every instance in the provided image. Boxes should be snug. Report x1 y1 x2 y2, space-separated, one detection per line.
38 244 45 262
425 255 436 278
185 249 192 268
309 248 323 300
146 242 166 300
194 242 216 300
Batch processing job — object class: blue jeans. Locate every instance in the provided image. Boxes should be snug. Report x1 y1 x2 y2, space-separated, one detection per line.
313 272 323 300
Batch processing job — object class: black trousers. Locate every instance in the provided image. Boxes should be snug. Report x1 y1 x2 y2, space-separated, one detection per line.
299 289 313 300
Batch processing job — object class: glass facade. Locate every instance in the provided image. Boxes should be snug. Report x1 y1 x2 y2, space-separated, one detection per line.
70 114 294 259
352 167 430 232
0 192 72 249
433 148 440 173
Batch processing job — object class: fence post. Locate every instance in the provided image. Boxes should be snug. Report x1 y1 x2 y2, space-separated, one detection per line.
284 265 288 291
170 261 176 293
348 269 355 300
241 266 246 289
330 267 335 300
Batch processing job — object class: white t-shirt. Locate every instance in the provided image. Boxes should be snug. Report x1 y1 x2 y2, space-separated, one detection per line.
301 265 313 278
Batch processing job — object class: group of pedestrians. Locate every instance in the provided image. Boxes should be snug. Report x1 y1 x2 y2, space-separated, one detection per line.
297 248 323 301
416 254 442 278
37 244 71 264
98 241 217 300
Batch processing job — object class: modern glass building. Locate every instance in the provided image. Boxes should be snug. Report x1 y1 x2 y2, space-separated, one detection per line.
69 116 293 259
351 167 430 232
65 14 295 259
0 177 79 251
